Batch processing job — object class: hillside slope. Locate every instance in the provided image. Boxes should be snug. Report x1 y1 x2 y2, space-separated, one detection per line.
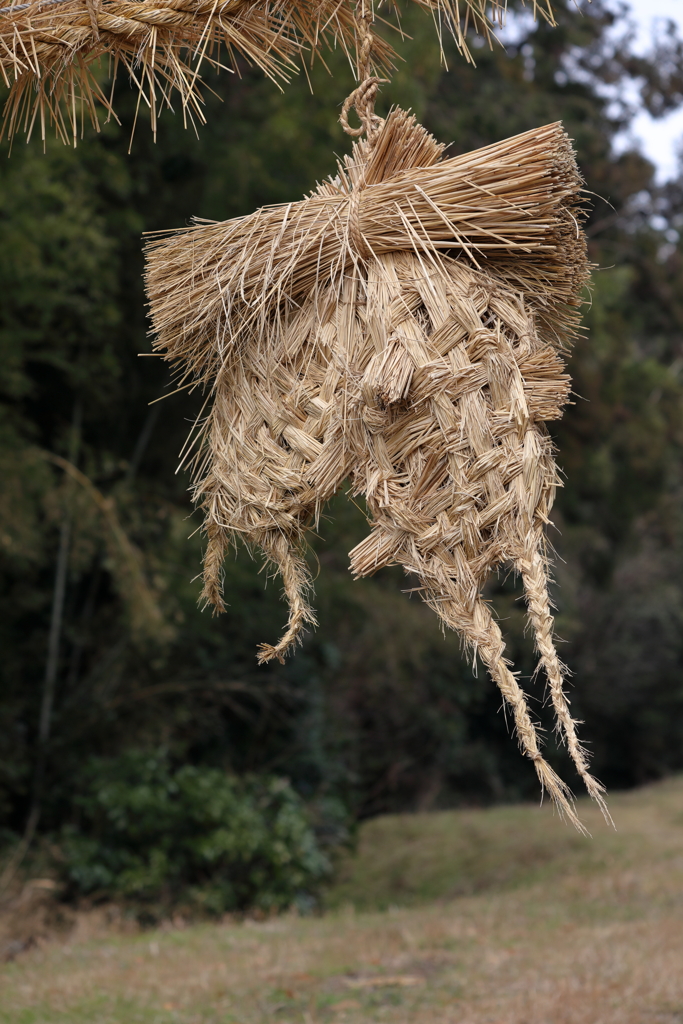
2 777 683 1023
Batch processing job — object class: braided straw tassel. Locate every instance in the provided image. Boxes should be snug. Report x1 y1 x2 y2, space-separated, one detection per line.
145 101 611 829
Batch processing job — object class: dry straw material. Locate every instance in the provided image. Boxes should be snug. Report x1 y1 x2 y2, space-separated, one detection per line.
0 0 351 141
145 109 608 828
0 0 554 142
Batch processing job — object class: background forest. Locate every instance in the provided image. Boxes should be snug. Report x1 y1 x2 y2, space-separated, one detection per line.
2 0 683 916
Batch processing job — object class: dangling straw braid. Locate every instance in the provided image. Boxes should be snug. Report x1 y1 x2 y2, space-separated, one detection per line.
145 100 610 829
0 0 562 143
255 531 317 664
517 538 608 807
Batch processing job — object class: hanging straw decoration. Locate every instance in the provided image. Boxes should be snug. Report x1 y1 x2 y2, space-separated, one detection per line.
144 11 609 828
0 0 559 143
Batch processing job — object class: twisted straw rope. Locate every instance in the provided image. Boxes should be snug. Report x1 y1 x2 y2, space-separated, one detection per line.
0 0 533 141
0 0 300 140
340 12 386 263
339 8 386 140
0 0 389 141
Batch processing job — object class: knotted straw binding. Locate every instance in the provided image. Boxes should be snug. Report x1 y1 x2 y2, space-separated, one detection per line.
145 105 610 829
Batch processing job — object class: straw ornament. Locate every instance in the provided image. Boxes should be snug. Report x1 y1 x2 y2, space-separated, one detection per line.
144 21 610 827
0 0 559 142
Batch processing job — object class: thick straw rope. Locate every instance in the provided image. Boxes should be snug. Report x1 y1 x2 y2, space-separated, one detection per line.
0 0 558 142
145 106 610 829
0 0 359 141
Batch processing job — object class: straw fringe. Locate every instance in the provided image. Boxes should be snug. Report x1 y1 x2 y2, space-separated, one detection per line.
0 0 550 141
0 0 362 142
145 108 604 824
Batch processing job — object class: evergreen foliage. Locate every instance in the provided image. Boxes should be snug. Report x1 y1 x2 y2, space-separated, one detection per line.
60 751 330 917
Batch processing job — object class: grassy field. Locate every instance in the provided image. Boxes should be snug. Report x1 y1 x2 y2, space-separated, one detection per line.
2 776 683 1024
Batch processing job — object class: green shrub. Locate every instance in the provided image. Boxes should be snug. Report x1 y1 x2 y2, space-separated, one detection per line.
59 751 331 916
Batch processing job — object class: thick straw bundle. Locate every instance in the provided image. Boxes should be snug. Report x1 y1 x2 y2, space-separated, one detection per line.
145 110 607 828
0 0 553 142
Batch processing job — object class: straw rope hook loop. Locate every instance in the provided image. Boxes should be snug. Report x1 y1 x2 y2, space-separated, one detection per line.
340 4 388 142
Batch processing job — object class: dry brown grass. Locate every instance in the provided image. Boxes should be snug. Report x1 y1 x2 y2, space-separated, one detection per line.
2 776 683 1023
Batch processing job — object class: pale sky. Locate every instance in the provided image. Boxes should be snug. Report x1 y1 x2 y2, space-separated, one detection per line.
610 0 683 181
502 0 683 179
